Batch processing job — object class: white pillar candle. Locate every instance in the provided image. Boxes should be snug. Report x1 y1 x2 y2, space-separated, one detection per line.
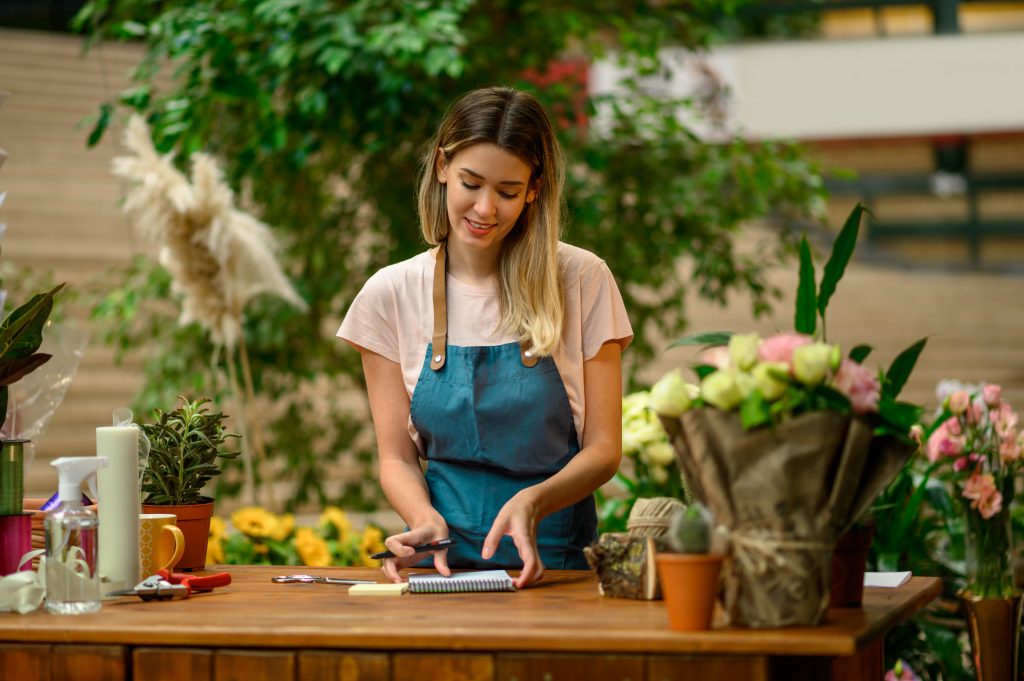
96 426 140 595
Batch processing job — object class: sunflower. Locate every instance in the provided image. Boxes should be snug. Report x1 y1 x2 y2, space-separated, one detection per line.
269 513 295 541
318 506 352 542
208 515 227 542
231 506 278 539
206 536 225 564
357 526 386 568
294 527 331 567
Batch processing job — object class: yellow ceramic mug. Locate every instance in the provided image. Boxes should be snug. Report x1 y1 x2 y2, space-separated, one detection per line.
139 513 185 578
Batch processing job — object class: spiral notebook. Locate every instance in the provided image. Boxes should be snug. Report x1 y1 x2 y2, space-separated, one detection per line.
408 569 516 594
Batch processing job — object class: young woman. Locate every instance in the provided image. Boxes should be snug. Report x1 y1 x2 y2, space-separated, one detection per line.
339 86 632 588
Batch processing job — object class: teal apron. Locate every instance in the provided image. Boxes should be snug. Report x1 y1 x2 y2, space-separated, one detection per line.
408 243 596 569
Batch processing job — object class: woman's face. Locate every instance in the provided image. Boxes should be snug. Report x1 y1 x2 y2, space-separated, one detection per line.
437 143 537 260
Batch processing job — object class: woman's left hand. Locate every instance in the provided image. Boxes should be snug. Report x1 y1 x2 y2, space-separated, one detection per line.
482 490 545 588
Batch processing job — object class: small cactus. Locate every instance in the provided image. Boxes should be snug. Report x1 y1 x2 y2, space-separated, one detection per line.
666 503 713 554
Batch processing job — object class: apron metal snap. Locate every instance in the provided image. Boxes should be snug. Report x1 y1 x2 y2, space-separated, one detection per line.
525 351 533 358
433 355 442 363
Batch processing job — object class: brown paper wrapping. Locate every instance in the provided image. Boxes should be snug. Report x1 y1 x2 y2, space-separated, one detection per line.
660 408 913 627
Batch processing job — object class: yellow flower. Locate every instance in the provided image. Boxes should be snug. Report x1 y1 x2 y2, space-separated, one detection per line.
357 527 386 568
294 526 331 567
319 506 352 541
269 513 294 541
231 506 278 539
208 515 227 542
206 536 224 564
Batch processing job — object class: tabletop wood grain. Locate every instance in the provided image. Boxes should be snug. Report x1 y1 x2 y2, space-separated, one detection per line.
0 566 941 657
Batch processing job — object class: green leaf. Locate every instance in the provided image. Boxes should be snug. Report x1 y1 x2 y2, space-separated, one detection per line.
848 344 872 363
877 399 924 432
883 337 928 401
739 391 770 430
87 102 112 148
669 331 733 348
693 364 717 380
0 284 65 363
0 353 52 386
816 203 863 319
795 237 816 335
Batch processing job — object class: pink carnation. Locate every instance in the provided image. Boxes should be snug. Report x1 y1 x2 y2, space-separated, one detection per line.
999 430 1021 462
990 402 1019 439
832 359 880 414
758 333 812 366
963 473 1003 519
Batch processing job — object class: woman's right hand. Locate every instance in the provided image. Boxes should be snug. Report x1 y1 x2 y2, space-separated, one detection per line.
380 521 452 583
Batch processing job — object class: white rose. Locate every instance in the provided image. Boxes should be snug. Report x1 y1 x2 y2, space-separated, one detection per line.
728 333 762 371
701 370 744 411
648 369 698 417
792 343 835 386
645 441 677 467
753 361 790 401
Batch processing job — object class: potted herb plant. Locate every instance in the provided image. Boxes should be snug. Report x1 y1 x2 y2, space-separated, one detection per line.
140 396 239 570
656 503 724 631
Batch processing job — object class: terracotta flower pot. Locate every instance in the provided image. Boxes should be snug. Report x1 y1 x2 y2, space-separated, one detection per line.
830 523 875 608
141 500 214 571
656 552 724 631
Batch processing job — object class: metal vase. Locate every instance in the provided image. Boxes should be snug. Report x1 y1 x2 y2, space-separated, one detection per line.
0 439 30 516
962 591 1023 681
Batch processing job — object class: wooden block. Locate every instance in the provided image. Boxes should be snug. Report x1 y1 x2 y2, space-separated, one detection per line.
0 643 51 681
214 650 295 681
134 647 213 681
298 651 389 681
498 653 645 681
393 653 494 681
648 655 770 681
52 645 127 681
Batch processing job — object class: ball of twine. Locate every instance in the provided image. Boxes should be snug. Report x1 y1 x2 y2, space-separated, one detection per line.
627 497 685 538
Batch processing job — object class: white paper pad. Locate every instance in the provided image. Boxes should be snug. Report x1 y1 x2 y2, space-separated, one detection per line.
864 571 912 588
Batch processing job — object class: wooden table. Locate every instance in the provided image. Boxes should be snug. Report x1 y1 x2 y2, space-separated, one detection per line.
0 566 940 681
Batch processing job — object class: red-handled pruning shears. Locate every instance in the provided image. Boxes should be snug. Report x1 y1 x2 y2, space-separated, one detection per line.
108 569 232 601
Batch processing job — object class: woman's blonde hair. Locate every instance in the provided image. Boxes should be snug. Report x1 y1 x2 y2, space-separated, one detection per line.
417 86 565 356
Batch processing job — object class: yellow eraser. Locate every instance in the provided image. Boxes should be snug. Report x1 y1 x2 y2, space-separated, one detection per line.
349 582 408 596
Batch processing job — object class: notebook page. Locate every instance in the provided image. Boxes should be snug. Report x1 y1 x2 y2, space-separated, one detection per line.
408 569 515 593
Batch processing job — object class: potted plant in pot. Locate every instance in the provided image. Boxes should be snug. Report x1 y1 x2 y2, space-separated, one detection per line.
656 502 724 631
140 396 239 570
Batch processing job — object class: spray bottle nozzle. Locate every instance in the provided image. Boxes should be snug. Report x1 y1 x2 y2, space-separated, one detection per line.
51 457 109 504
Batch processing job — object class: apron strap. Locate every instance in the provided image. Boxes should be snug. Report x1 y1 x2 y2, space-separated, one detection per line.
431 240 539 370
430 242 448 371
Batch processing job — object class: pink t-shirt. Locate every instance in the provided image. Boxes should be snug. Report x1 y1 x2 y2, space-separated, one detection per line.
337 242 633 452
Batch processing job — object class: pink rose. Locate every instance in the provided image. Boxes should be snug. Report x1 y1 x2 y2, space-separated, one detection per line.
758 333 812 368
953 456 971 472
983 383 1002 407
698 346 731 370
947 390 970 414
946 417 962 437
832 359 881 414
999 430 1021 462
926 420 962 462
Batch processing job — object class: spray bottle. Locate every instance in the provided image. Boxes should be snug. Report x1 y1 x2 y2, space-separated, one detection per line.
45 457 109 614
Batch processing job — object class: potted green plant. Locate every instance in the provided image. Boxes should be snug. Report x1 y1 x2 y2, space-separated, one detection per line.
655 503 724 631
140 396 239 570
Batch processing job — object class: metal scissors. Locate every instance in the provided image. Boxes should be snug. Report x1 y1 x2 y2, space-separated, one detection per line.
271 574 377 585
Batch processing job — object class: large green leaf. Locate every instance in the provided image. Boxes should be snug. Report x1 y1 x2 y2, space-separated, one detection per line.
883 337 928 401
0 284 65 361
794 237 816 335
816 203 863 319
0 353 53 386
669 331 733 348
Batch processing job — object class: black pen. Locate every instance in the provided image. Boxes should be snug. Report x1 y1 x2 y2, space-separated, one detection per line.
370 538 456 560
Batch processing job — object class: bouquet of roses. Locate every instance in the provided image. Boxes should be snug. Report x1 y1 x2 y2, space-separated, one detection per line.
925 381 1022 598
652 205 928 627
